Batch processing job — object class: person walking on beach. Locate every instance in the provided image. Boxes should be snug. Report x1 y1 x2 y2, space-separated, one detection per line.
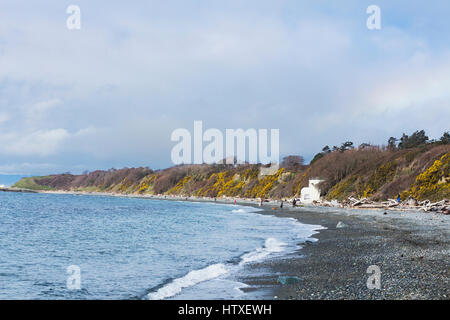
292 198 296 207
260 198 263 206
280 200 283 209
397 194 401 204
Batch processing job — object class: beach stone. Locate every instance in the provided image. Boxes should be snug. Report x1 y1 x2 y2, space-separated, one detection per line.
277 276 301 285
336 221 348 228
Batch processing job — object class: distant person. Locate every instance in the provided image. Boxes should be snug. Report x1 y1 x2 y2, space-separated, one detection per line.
280 200 283 209
397 194 401 203
293 198 297 207
234 199 237 205
260 198 263 206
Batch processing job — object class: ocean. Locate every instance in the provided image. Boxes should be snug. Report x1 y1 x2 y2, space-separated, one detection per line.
0 192 322 299
0 174 28 187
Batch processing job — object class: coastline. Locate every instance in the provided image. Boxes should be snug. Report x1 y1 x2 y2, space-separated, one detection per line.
5 189 449 299
40 191 450 299
240 205 450 300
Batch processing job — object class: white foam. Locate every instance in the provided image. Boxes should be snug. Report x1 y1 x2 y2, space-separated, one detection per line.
147 263 229 300
148 237 288 300
147 206 324 300
231 206 263 214
304 237 319 243
239 237 286 265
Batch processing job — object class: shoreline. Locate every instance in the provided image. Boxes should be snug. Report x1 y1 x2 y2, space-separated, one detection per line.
6 186 449 214
5 189 449 299
240 205 450 300
11 188 442 212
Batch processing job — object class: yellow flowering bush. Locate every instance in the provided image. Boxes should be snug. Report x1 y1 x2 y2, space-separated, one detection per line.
401 153 450 201
245 168 284 198
167 176 193 195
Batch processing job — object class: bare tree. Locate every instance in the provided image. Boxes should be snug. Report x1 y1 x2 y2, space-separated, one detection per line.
281 155 304 170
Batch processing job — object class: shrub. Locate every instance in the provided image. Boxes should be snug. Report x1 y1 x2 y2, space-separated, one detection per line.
401 153 450 201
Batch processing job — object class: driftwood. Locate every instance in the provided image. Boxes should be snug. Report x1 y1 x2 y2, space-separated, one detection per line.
348 197 375 207
342 197 449 214
308 196 449 214
418 199 449 214
321 200 340 207
383 199 399 207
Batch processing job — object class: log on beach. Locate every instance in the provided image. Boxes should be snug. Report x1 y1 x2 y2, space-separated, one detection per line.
337 196 450 214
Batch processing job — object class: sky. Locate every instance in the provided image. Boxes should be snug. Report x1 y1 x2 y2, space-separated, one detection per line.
0 0 449 175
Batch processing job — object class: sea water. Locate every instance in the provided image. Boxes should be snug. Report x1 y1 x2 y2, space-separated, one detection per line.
0 192 322 299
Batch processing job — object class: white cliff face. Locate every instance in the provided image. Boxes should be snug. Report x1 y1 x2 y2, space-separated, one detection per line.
300 179 323 203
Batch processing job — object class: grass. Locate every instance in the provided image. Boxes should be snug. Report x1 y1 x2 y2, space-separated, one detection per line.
12 177 55 191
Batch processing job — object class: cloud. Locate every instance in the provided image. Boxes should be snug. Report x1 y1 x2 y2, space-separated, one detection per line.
0 112 9 124
364 55 450 113
0 129 69 156
0 162 87 175
0 1 449 173
28 98 62 115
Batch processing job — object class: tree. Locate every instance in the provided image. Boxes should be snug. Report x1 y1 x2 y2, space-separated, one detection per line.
281 155 304 169
409 130 428 146
322 145 331 154
398 133 409 149
310 152 324 165
310 146 333 165
398 130 428 149
387 137 397 150
440 131 450 144
339 141 354 152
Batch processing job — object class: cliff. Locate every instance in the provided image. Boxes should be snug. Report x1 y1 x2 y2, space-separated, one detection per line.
13 144 449 202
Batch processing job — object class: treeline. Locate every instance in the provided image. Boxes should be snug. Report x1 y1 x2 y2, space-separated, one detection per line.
312 130 449 164
388 130 449 150
14 130 450 202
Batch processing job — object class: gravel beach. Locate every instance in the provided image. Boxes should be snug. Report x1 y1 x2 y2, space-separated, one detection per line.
240 204 450 300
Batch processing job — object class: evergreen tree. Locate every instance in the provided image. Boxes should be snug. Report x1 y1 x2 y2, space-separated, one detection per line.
398 130 428 149
387 137 397 150
440 131 450 144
